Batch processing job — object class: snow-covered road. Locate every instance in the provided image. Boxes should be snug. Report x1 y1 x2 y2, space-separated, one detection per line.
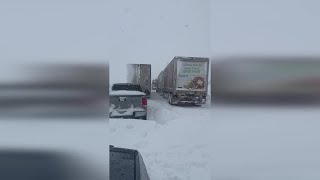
110 92 213 180
110 92 320 180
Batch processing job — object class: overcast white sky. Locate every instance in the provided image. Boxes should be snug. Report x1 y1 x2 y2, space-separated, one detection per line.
0 0 109 60
211 0 320 56
1 0 320 83
107 0 210 83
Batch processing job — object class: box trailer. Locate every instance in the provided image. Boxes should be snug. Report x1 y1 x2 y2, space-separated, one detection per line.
160 56 209 105
127 64 151 97
151 79 157 90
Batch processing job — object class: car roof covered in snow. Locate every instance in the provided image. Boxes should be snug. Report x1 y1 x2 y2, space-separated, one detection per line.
110 90 146 96
112 83 140 85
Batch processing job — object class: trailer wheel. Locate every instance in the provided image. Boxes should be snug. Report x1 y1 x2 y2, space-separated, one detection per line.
168 94 173 105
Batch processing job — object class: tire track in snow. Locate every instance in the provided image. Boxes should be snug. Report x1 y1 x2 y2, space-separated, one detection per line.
148 92 211 124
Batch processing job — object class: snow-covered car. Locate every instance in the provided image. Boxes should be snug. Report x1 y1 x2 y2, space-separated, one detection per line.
109 83 148 120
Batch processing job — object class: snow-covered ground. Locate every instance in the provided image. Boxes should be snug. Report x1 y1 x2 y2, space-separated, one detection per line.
110 92 320 180
110 93 212 180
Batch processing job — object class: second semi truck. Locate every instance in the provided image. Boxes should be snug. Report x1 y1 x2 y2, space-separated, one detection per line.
157 56 209 105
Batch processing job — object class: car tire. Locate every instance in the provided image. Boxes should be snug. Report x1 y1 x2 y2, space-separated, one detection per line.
142 115 147 120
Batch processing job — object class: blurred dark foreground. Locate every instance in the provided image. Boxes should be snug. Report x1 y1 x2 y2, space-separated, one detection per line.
212 56 320 106
0 149 107 180
0 62 110 180
0 62 108 119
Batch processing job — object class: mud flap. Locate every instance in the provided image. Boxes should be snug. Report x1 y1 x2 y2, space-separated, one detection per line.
110 145 150 180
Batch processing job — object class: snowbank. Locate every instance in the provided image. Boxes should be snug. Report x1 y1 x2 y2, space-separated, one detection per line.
110 92 320 180
110 93 213 180
110 118 212 180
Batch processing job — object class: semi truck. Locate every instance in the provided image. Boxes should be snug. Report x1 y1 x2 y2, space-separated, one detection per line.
127 64 151 98
158 56 209 105
152 79 157 90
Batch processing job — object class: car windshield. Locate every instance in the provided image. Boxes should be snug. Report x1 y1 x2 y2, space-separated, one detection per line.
112 84 143 92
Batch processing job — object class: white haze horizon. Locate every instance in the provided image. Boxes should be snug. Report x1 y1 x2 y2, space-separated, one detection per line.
2 0 320 84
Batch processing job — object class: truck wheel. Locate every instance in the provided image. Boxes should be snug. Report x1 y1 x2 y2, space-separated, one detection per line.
142 116 147 120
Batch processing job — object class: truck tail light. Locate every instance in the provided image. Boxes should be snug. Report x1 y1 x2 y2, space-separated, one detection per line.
142 97 147 108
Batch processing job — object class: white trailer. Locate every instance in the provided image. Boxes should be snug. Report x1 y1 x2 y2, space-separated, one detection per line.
127 64 151 98
160 56 209 105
